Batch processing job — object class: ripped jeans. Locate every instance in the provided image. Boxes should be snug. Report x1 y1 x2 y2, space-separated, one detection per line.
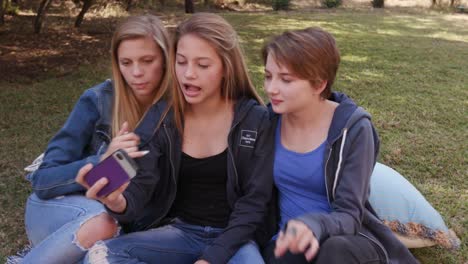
84 218 264 264
23 193 117 264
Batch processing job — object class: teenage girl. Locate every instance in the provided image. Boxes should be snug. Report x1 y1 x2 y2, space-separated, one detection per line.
262 27 418 264
20 15 170 264
77 13 274 264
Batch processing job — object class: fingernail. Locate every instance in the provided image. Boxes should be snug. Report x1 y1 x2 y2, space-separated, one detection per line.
141 150 150 156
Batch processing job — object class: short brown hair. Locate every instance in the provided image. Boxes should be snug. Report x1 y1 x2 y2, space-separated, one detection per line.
262 27 340 99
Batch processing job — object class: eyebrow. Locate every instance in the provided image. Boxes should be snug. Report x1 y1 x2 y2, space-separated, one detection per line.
142 55 157 59
264 69 293 76
279 73 293 76
176 53 212 61
119 54 157 60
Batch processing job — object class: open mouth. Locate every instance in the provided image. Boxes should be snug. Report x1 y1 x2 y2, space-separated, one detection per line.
183 83 201 97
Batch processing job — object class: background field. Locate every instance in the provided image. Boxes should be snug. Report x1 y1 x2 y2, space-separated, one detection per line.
0 5 466 263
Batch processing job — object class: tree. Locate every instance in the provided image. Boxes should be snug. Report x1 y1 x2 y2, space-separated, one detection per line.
125 0 133 11
185 0 194 13
34 0 52 33
74 0 93 27
0 0 5 25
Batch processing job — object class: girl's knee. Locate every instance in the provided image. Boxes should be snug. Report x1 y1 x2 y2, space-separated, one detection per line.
75 213 118 249
315 236 355 264
85 241 111 264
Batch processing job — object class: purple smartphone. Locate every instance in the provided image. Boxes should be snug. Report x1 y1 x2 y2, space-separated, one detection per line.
84 149 138 197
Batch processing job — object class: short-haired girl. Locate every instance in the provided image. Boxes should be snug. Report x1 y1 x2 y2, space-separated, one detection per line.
262 28 418 264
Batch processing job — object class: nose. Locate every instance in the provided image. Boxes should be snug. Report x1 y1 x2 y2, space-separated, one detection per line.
132 63 144 77
184 63 196 79
264 78 278 95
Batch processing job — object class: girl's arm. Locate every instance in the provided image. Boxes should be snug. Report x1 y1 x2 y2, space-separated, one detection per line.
31 89 102 199
105 135 163 223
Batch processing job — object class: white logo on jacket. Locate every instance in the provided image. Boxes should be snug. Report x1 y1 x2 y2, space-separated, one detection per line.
239 130 257 148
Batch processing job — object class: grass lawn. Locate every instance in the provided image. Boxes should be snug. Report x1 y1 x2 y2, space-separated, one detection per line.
0 8 466 263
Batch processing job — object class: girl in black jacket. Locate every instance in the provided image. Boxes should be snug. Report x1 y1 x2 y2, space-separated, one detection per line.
77 13 274 264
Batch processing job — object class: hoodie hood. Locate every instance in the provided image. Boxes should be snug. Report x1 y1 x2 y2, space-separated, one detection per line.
327 92 372 144
137 97 261 146
233 97 261 126
267 92 372 145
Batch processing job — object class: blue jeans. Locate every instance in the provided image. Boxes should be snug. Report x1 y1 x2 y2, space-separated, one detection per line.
84 218 264 264
23 193 112 264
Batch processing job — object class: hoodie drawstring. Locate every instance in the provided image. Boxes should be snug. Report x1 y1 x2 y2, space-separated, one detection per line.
332 128 348 199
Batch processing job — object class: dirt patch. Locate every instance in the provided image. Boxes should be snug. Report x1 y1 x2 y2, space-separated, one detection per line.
0 13 117 83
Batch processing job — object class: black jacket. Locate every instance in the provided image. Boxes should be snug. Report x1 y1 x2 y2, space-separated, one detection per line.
108 98 275 264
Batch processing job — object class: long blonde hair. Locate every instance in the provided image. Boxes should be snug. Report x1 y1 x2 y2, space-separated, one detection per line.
169 13 263 134
110 14 171 137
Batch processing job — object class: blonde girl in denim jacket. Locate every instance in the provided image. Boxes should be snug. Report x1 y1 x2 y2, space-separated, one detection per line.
13 15 171 264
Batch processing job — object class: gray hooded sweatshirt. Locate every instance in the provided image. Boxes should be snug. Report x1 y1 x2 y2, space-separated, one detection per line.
269 92 419 264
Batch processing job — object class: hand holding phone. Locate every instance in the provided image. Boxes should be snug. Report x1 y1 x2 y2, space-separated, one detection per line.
83 149 138 197
76 150 137 213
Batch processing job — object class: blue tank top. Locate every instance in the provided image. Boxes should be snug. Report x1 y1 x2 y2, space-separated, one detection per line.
274 117 332 231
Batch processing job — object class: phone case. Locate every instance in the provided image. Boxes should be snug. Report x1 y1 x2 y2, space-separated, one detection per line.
84 150 138 197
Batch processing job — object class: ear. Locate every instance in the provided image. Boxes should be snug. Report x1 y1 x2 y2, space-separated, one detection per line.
311 80 327 95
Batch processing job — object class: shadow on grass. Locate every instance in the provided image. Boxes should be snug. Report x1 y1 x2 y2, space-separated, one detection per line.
0 9 466 263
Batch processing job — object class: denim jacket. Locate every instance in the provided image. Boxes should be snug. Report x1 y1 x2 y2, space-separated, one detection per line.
28 80 114 199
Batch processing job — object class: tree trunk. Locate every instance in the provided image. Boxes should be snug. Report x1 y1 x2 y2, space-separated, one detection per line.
450 0 454 7
185 0 194 13
0 0 5 25
34 0 52 33
125 0 132 11
74 0 93 28
431 0 436 6
204 0 209 6
159 0 165 6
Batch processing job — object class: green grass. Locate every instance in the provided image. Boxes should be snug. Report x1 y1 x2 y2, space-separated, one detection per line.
1 9 467 263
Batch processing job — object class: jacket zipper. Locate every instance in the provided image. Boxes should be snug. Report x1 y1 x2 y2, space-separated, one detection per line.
324 146 332 205
326 133 389 264
358 232 389 264
141 123 177 230
227 119 241 197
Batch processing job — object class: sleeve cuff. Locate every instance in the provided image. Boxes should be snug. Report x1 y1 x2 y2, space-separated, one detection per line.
85 154 101 166
296 216 324 242
201 244 231 264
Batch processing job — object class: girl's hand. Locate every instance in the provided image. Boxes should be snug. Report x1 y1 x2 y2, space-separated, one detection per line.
102 122 148 160
76 163 128 213
274 220 320 261
194 260 209 264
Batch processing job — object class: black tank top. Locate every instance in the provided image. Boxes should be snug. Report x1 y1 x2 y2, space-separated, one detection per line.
170 149 231 228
